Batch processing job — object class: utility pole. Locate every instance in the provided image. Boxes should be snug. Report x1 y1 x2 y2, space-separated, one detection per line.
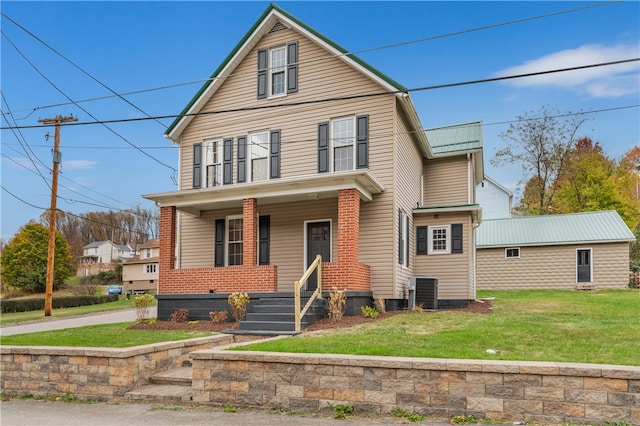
38 115 77 316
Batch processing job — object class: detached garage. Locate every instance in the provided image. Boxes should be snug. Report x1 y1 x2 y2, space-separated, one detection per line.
476 210 636 290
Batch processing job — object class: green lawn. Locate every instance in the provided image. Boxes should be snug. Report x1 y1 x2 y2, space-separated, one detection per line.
237 289 640 366
1 322 213 347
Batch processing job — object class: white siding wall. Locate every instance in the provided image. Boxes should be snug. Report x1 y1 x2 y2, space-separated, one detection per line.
477 179 511 219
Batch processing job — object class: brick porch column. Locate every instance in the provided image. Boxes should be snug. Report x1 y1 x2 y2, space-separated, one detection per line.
337 189 360 267
159 206 176 278
243 198 257 267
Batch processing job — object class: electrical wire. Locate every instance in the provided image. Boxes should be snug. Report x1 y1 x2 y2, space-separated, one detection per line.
0 30 177 173
2 58 637 131
0 0 623 116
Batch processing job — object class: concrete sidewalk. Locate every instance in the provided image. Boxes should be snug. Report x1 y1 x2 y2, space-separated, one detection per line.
0 307 157 336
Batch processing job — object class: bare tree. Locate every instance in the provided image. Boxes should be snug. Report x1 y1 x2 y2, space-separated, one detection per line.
491 105 587 215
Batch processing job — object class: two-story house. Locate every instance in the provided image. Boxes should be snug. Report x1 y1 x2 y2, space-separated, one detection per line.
78 240 135 276
122 238 159 294
143 4 483 322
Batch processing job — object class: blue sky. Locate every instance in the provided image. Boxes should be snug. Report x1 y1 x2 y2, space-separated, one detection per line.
2 1 639 241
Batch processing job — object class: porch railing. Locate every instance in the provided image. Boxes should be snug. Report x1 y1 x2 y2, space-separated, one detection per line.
294 254 322 332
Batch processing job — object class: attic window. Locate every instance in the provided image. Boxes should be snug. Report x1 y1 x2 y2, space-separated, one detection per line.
269 22 288 33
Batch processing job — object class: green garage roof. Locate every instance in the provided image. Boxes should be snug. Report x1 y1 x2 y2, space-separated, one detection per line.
477 210 636 248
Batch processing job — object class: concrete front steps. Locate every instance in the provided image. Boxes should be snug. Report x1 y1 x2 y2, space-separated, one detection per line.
125 363 193 403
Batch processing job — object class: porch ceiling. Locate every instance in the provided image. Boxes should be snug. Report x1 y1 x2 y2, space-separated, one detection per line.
142 170 385 216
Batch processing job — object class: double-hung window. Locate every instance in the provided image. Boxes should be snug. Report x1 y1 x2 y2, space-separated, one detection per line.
398 210 409 266
332 117 355 172
428 225 450 254
145 248 152 258
203 139 223 187
227 216 243 266
270 46 286 96
249 131 269 182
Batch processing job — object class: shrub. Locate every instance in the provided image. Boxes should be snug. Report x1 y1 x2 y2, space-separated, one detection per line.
209 310 228 323
374 297 386 314
0 295 118 313
69 284 99 297
228 292 250 323
361 305 379 318
169 309 189 322
327 288 346 321
133 293 154 321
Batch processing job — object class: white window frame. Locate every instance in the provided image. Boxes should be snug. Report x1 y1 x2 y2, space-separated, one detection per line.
399 210 409 267
330 116 356 172
226 215 243 266
269 45 286 97
505 247 520 259
144 264 157 274
203 139 223 188
428 225 450 255
248 131 269 182
145 248 152 259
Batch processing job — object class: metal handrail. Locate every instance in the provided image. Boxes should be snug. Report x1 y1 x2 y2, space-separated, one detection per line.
294 254 322 332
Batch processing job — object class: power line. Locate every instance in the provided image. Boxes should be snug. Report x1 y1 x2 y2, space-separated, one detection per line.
1 0 622 117
0 12 167 129
0 30 177 173
3 58 637 131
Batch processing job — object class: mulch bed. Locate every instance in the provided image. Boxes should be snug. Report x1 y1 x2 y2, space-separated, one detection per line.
127 299 492 332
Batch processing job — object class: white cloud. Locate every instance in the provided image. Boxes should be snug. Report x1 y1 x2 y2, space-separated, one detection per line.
494 43 640 98
63 160 96 170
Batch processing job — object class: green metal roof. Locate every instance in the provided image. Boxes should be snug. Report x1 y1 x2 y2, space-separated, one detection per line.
165 2 407 138
425 121 483 155
477 210 636 248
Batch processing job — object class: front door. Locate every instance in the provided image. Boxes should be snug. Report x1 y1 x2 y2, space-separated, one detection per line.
306 221 331 291
577 249 591 283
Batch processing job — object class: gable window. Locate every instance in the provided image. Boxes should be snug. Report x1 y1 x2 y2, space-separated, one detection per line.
144 264 157 274
204 139 223 187
505 248 520 258
257 42 298 99
227 216 243 266
270 46 286 96
145 248 152 258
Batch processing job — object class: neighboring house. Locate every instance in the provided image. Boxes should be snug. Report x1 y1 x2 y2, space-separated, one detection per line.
476 175 512 219
122 239 159 294
143 4 483 319
476 210 635 290
78 240 135 276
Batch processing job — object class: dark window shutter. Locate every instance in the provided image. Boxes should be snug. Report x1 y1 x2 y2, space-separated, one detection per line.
223 138 233 185
356 115 369 169
237 136 246 183
215 219 225 267
398 211 404 264
318 122 329 173
259 215 270 265
416 226 427 255
452 223 463 254
257 49 267 99
287 41 298 93
193 143 202 189
270 130 281 179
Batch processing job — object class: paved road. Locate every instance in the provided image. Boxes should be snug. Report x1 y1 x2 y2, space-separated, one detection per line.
0 307 157 336
0 399 452 425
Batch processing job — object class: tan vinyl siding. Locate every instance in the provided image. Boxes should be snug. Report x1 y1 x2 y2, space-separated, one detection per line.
477 242 630 290
413 212 472 300
423 156 469 207
179 209 237 268
178 27 396 189
391 111 424 299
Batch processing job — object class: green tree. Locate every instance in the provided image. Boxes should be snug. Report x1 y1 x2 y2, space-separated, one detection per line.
1 221 74 293
492 105 587 215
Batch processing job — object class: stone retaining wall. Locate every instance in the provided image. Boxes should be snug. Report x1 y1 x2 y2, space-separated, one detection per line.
191 348 640 425
0 335 233 400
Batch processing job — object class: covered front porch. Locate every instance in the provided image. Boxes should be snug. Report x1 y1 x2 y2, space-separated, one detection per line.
147 171 385 298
